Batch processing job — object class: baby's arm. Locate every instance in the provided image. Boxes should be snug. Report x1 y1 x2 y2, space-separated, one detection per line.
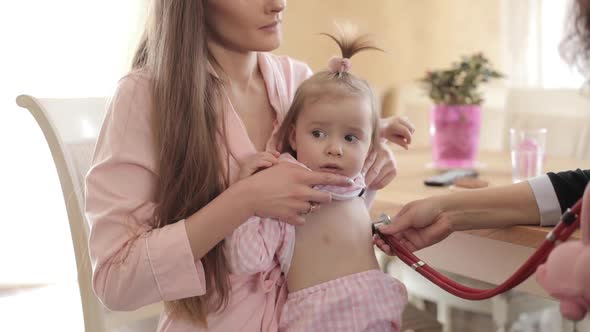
226 151 283 274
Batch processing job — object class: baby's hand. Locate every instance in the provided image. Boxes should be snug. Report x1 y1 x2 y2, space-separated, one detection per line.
238 151 280 180
381 116 415 150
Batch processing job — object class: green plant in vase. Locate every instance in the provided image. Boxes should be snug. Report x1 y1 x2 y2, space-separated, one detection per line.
419 53 504 168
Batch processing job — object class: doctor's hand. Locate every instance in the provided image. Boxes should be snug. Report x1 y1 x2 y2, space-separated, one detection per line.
373 197 454 254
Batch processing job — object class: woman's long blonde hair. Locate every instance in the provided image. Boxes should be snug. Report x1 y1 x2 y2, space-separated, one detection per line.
277 26 382 155
132 0 230 326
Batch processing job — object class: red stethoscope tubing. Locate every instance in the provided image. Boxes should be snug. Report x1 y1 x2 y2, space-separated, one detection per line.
375 199 582 300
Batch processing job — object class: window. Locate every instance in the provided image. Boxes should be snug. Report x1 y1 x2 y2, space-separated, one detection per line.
503 0 585 88
540 0 585 88
0 0 145 285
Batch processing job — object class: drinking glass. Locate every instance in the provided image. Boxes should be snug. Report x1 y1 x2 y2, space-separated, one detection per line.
510 128 547 183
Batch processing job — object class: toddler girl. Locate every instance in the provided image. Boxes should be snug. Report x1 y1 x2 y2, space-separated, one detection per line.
226 27 412 331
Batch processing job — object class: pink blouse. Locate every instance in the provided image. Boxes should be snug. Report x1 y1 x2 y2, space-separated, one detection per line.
85 53 312 331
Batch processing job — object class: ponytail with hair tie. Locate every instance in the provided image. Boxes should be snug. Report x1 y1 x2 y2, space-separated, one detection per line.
321 22 383 77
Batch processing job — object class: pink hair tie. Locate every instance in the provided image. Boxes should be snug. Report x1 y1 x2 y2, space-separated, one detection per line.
328 56 352 74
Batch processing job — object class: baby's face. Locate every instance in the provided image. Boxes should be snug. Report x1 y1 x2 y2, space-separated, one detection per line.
289 94 373 178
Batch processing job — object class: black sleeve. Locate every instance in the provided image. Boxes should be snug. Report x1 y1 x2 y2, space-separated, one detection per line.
547 169 590 213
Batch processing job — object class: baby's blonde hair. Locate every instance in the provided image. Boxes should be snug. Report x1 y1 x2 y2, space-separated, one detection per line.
277 24 383 156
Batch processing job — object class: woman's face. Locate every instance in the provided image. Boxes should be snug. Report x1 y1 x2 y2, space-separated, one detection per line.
206 0 285 52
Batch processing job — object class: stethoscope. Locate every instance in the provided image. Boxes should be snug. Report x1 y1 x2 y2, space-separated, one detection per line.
372 198 583 300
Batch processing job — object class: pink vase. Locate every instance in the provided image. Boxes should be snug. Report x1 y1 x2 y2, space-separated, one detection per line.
430 104 481 168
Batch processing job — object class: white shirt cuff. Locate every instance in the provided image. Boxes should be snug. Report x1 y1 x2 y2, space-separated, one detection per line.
528 175 562 226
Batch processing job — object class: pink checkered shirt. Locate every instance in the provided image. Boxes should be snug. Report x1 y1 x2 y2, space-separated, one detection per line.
225 153 366 275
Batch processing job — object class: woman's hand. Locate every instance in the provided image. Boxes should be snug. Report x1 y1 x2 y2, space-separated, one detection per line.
240 162 353 225
238 151 280 180
373 197 453 254
380 116 415 150
362 141 398 190
362 116 415 190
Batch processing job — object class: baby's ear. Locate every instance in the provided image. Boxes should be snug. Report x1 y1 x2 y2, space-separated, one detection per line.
289 125 297 152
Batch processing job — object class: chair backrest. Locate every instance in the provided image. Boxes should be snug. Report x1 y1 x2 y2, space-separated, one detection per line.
503 88 590 159
16 95 109 332
16 95 162 332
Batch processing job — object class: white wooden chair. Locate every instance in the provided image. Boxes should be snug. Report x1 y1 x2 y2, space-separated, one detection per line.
503 88 590 160
16 95 162 332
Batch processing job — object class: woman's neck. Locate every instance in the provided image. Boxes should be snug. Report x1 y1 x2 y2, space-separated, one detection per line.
208 40 259 91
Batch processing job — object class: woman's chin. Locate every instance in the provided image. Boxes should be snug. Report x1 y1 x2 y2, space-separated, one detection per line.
254 35 281 52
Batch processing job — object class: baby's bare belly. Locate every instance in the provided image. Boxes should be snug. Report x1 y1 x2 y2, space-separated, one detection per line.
286 197 380 292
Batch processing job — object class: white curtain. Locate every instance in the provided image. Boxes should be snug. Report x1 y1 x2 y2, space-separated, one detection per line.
0 1 146 285
502 0 585 88
502 0 542 87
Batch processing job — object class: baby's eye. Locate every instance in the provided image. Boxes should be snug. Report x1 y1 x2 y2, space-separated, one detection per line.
344 134 358 142
312 130 326 139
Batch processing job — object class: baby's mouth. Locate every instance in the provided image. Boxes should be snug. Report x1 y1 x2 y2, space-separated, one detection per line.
319 164 343 174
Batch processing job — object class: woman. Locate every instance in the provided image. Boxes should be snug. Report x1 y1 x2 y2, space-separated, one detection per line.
375 0 590 254
85 0 405 331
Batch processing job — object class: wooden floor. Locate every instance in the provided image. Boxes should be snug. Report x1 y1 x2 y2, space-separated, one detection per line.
402 302 443 332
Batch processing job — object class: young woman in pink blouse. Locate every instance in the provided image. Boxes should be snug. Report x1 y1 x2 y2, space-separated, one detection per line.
85 1 410 331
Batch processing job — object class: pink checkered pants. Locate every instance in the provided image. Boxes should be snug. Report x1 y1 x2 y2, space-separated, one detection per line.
279 269 408 332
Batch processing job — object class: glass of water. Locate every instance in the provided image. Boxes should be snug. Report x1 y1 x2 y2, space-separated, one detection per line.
510 128 547 183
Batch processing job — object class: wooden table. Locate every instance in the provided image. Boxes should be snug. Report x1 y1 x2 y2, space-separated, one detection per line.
370 147 588 296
